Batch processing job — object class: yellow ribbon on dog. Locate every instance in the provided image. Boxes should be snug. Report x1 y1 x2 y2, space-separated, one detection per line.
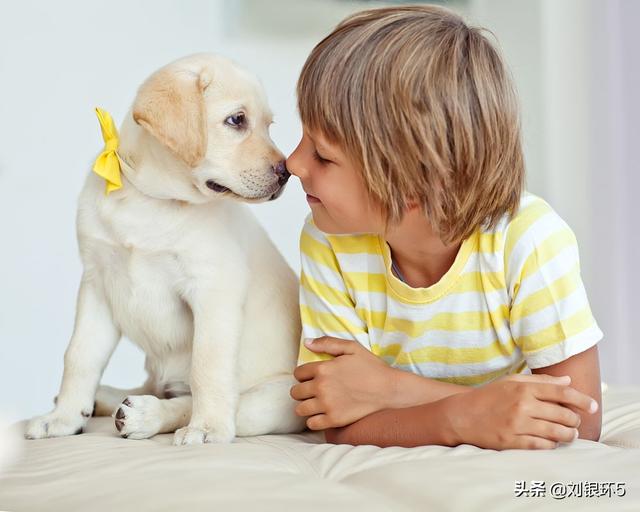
92 107 122 195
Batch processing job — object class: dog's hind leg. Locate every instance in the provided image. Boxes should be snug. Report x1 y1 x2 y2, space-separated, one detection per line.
235 374 307 436
114 394 193 439
54 375 157 417
92 381 156 416
112 374 305 440
53 355 162 417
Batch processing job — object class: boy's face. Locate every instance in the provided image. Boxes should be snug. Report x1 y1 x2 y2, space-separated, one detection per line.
286 126 385 234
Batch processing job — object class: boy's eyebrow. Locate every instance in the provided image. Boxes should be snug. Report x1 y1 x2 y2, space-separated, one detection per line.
307 133 336 156
305 129 344 162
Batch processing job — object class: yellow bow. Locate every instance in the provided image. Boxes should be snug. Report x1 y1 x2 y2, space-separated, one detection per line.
92 107 122 195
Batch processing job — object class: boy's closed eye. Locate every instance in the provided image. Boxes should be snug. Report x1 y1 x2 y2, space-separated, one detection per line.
312 148 333 165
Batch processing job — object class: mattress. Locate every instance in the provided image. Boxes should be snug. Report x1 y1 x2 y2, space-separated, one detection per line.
1 382 638 511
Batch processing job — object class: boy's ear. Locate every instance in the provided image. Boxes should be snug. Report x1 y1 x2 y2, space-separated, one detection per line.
132 66 213 168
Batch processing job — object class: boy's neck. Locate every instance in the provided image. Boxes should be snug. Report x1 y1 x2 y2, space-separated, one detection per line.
383 209 461 289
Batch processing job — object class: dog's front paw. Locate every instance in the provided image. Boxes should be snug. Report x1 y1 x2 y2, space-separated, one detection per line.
24 411 86 439
173 420 235 446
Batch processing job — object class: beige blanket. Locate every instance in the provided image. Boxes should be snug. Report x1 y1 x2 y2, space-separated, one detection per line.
1 383 638 511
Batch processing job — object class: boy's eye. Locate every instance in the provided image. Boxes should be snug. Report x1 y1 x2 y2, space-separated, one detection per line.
312 149 331 165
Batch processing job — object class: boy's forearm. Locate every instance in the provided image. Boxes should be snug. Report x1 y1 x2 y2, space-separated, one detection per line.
325 397 459 448
387 367 472 409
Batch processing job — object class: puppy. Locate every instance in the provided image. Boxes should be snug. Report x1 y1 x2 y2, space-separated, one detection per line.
24 53 306 445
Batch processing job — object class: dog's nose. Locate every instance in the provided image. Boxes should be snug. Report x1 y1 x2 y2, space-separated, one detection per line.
273 160 290 186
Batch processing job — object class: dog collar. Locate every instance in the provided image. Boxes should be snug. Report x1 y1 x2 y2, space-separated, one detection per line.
92 107 123 195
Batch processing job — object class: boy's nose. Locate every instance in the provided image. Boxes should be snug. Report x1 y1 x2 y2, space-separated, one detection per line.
285 157 296 176
286 155 304 180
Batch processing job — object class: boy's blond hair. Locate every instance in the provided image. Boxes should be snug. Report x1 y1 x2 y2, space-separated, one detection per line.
297 5 525 244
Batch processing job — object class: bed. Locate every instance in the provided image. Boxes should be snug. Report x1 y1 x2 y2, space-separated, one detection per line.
1 382 638 511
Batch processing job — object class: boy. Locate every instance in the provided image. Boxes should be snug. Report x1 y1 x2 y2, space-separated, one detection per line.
287 5 602 449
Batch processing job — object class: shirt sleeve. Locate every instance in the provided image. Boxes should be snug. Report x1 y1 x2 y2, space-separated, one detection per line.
296 214 370 365
505 204 603 369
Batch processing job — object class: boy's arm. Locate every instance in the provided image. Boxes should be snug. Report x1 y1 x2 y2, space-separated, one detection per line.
324 396 457 448
324 373 598 449
531 345 602 440
387 365 472 408
293 336 473 430
505 203 604 441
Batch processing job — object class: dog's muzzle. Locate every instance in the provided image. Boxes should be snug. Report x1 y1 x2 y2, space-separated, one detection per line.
205 161 289 201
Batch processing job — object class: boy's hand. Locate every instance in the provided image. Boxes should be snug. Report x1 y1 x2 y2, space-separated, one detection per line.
444 373 599 450
290 337 395 430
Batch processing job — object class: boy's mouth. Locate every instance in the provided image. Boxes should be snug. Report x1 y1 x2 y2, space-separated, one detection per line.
306 193 321 204
302 185 322 204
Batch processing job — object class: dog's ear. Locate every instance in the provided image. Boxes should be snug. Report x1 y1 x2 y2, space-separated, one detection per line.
132 66 213 168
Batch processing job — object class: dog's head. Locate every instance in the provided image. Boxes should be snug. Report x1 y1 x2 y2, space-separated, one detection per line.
119 53 289 203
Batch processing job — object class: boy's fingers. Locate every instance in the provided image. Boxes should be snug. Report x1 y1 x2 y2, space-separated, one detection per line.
523 418 579 444
305 336 357 356
514 434 559 450
306 413 331 431
534 383 598 413
293 361 325 382
530 401 582 429
290 380 316 401
294 397 324 418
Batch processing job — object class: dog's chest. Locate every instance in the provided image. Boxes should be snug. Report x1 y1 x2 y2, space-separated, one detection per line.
77 185 241 353
83 234 195 354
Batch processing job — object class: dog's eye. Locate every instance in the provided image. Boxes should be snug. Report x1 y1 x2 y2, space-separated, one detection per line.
225 113 246 128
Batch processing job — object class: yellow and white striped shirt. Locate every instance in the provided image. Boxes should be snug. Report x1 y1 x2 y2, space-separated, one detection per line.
296 191 603 386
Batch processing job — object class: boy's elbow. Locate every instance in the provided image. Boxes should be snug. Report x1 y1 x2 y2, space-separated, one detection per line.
577 409 602 442
579 421 602 442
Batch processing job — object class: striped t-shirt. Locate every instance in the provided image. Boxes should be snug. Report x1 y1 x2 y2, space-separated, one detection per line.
296 191 603 386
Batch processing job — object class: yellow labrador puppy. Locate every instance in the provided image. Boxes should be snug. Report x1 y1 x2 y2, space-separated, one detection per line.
24 53 306 445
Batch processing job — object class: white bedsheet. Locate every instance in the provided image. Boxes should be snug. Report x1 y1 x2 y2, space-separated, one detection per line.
1 383 638 511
